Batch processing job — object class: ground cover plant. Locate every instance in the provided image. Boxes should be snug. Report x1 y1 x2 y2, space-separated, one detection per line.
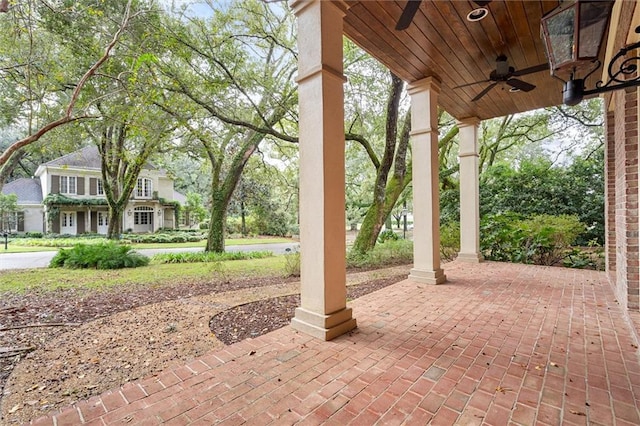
152 250 272 264
5 235 292 253
49 241 149 269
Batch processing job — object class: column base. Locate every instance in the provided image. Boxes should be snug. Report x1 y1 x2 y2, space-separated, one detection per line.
457 252 484 263
291 307 357 341
409 268 446 285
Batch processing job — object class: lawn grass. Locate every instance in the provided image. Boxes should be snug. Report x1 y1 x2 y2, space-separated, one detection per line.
0 256 287 294
3 237 294 253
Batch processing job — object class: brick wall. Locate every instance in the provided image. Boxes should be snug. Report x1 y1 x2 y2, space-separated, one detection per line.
613 87 640 311
606 109 616 281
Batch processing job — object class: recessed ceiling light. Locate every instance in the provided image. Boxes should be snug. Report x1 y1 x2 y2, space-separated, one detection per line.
467 7 488 22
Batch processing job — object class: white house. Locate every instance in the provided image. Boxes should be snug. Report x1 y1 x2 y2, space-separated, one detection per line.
2 146 182 235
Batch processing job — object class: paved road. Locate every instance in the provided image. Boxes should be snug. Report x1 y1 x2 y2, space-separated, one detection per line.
0 242 299 271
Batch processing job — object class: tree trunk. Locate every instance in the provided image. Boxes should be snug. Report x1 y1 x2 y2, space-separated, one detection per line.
206 190 226 252
240 199 246 236
352 174 408 253
106 206 123 239
385 215 393 230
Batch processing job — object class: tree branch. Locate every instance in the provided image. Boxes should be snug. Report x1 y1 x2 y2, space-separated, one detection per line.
0 0 134 168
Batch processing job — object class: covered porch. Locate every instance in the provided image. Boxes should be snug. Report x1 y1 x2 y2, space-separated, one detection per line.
32 261 640 424
290 0 640 340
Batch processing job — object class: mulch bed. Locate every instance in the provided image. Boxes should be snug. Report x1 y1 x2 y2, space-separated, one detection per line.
210 274 405 345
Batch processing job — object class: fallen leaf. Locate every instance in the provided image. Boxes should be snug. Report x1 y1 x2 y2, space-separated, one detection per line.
249 351 256 356
570 410 586 416
550 362 559 367
8 404 20 414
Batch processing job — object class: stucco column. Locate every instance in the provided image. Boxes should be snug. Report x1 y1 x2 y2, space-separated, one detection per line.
289 0 356 340
408 77 446 285
457 118 484 262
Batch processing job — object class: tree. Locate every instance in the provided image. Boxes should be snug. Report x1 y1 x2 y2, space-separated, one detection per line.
0 0 139 184
440 98 604 226
93 113 173 239
479 150 604 244
0 193 19 231
32 0 172 239
183 192 207 228
154 0 298 252
349 72 412 253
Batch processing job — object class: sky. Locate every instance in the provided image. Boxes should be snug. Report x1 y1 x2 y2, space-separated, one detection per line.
159 0 217 18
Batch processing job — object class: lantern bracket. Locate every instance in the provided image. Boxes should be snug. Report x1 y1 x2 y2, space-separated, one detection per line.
561 28 640 106
584 39 640 95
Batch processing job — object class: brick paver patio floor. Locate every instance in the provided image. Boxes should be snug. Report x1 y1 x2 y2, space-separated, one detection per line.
29 261 640 425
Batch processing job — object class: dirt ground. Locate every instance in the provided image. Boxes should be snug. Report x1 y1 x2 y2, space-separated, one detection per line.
0 265 409 425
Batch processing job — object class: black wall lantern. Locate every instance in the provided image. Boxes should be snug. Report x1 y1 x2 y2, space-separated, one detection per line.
541 0 640 106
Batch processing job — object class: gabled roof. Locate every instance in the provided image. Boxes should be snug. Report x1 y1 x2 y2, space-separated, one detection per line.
43 145 102 169
2 178 43 204
44 145 159 171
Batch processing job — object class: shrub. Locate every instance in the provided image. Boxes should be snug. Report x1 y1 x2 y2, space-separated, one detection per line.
480 213 585 266
440 222 460 262
347 239 413 268
253 209 289 237
378 229 400 244
50 242 149 269
152 250 272 264
25 232 43 238
121 232 205 244
563 240 605 270
283 247 300 277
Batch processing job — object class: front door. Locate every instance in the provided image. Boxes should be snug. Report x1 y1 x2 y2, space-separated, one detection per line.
61 212 77 235
97 212 109 234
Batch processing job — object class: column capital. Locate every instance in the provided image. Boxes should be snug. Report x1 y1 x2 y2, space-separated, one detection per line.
456 117 481 128
408 76 441 96
289 0 349 16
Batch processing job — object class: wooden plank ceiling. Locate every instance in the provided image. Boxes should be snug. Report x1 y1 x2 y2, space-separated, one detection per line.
339 0 602 120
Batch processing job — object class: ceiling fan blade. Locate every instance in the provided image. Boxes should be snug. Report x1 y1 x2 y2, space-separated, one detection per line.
511 63 549 77
473 1 492 6
453 79 491 90
472 82 498 102
507 78 536 92
395 0 421 31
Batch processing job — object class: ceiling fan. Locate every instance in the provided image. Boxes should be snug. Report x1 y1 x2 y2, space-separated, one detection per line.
395 0 492 31
454 55 550 102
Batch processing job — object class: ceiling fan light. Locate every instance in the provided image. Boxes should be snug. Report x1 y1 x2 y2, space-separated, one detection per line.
467 7 488 22
509 87 521 93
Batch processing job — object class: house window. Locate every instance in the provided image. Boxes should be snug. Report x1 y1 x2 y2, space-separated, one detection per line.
97 179 104 195
134 206 154 225
60 176 77 194
136 178 152 198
